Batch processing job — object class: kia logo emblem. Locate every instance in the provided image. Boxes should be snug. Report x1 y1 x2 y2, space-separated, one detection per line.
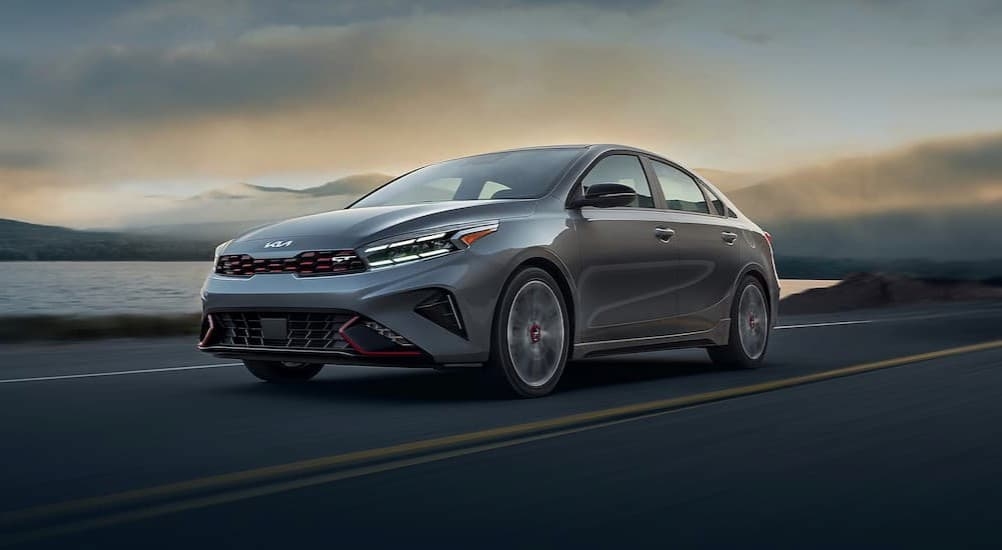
263 240 294 248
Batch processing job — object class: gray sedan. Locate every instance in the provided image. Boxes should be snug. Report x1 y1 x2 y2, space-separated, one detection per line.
199 144 779 397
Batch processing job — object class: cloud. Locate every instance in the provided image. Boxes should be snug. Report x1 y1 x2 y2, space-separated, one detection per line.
0 7 764 219
0 149 51 170
4 0 1002 227
969 87 1002 99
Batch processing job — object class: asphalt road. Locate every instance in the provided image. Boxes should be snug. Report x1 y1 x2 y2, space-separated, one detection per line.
1 301 1002 548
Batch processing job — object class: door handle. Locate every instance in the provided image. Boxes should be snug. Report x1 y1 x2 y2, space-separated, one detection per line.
721 231 738 245
655 227 675 243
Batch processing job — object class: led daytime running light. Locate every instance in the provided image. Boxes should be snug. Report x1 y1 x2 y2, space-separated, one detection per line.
360 223 497 268
363 231 457 267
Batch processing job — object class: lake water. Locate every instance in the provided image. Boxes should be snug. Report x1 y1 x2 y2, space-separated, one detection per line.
0 262 838 317
0 262 212 316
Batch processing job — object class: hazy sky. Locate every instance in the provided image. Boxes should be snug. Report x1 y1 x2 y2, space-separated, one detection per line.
2 0 1002 226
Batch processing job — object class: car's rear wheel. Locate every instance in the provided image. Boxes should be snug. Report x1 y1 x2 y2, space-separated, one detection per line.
707 276 770 369
243 360 323 382
485 267 570 398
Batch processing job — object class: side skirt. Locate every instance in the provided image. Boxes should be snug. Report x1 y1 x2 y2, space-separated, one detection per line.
571 318 730 360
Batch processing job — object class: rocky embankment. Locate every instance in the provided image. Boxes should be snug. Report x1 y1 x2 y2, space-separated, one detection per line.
780 273 1002 315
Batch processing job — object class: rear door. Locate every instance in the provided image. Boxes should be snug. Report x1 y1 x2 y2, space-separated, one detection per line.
647 159 744 333
572 154 680 342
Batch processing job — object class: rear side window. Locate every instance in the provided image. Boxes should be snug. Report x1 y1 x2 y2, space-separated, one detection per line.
650 160 709 214
700 183 728 216
581 155 655 208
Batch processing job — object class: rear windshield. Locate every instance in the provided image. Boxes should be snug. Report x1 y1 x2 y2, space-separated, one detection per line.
350 148 584 208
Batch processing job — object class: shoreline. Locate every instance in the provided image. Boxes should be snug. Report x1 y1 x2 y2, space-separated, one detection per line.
3 273 1001 343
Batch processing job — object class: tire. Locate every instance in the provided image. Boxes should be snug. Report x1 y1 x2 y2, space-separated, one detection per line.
243 360 323 382
484 267 571 398
707 276 771 369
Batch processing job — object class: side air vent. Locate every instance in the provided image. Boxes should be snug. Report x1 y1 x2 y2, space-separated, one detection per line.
414 290 466 338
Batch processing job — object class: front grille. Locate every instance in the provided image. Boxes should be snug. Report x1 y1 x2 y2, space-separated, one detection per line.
213 311 355 351
216 251 365 277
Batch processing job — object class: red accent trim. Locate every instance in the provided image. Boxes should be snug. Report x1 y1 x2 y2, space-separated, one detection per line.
337 316 422 357
197 314 217 348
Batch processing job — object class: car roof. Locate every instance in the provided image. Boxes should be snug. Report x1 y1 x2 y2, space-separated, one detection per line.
482 143 682 163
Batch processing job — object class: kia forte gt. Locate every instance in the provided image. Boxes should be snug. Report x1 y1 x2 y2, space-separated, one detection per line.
198 145 779 397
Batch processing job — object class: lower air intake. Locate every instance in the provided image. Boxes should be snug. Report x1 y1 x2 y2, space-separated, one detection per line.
414 290 466 338
211 311 356 351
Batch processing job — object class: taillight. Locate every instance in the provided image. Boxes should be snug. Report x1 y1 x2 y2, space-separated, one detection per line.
763 231 773 247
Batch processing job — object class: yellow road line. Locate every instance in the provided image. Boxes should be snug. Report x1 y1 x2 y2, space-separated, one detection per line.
3 339 1002 545
0 409 682 546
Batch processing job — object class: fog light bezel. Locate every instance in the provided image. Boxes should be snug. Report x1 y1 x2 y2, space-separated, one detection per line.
414 289 467 339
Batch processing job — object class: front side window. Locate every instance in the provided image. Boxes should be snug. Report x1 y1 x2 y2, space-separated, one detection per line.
651 160 709 214
351 148 584 208
580 155 655 208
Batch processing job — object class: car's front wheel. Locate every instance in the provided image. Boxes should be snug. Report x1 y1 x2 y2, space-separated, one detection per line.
707 276 771 369
486 267 571 398
243 360 323 382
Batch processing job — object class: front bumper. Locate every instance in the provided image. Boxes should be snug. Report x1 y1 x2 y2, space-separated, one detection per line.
198 248 507 366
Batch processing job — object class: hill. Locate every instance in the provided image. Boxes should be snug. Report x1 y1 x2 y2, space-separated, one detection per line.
301 174 392 197
0 218 215 261
780 272 1002 315
184 174 390 202
727 132 1002 261
0 174 394 260
728 132 1002 221
119 173 392 237
693 168 764 191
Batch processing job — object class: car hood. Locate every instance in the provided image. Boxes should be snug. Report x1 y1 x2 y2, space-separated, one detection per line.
223 200 536 256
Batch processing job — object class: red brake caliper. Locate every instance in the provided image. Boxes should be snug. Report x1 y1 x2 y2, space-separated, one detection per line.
529 323 542 344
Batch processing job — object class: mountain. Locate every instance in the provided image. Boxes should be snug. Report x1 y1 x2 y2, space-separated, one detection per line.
729 132 1002 220
187 182 301 200
0 218 215 261
185 174 391 201
6 137 1002 272
126 220 274 244
727 132 1002 261
760 202 1002 260
300 174 391 197
120 173 392 239
692 168 765 191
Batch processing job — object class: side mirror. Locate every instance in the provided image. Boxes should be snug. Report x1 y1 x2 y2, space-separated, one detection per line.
571 183 637 208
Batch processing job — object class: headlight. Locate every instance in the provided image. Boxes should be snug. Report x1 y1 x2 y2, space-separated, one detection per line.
360 223 498 268
213 240 233 263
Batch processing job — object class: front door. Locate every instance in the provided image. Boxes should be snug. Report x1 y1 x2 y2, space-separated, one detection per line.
573 154 680 343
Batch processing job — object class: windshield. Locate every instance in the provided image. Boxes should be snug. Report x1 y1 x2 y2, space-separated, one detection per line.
351 148 584 208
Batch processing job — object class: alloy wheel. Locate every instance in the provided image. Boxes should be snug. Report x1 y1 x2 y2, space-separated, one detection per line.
505 280 566 387
737 283 769 360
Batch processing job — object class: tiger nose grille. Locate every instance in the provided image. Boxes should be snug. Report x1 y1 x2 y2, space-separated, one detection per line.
216 251 365 277
215 312 355 351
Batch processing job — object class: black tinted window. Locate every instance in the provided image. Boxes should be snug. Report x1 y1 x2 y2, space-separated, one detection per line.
651 161 709 214
352 148 583 208
700 183 727 216
581 155 655 208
